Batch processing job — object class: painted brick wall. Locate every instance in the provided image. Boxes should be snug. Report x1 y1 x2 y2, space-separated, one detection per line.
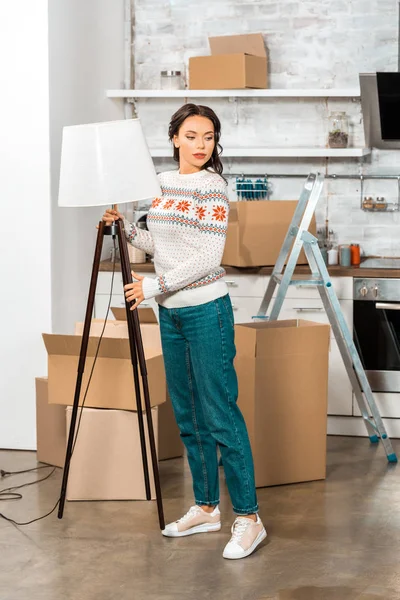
133 0 400 257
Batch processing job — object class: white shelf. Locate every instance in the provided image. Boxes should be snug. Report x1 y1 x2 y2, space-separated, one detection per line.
107 88 361 99
150 147 371 158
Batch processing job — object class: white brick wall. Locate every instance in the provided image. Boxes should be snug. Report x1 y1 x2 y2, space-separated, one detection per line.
133 0 400 257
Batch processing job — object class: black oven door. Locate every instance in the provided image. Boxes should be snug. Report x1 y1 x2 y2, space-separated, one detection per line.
354 300 400 392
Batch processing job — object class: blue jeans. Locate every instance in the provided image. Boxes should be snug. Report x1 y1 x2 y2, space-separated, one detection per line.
158 294 258 515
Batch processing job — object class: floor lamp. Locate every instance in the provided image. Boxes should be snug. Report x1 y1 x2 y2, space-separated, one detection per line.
57 119 165 530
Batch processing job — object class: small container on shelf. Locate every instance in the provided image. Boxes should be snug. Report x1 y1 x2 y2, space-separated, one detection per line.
328 247 339 266
160 70 184 91
339 244 351 267
362 195 395 212
350 243 361 266
362 196 375 210
128 245 146 264
328 111 349 148
375 196 387 211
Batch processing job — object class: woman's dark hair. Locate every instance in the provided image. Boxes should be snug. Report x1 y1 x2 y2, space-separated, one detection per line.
168 103 224 177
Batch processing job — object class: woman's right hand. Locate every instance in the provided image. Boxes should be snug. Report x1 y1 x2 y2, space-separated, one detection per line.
100 208 124 226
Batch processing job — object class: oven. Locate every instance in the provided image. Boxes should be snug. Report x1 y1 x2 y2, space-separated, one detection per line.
354 278 400 393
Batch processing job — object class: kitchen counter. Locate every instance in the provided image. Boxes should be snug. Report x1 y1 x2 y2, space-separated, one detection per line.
99 259 400 278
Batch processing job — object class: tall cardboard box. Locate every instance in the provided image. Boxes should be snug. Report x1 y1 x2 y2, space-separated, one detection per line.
35 377 66 468
74 308 184 461
234 320 330 487
222 200 317 267
65 406 158 500
189 33 267 90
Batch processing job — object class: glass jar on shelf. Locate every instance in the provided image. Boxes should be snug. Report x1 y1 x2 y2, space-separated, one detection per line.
160 70 184 91
328 111 349 148
362 196 375 210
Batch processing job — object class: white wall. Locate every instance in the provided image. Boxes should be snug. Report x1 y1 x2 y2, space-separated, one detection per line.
0 1 51 449
49 0 125 335
0 0 125 450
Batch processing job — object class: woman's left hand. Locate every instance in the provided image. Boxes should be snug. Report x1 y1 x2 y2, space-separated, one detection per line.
124 271 145 310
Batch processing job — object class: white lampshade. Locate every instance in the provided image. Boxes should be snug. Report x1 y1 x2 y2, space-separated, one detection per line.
58 118 161 207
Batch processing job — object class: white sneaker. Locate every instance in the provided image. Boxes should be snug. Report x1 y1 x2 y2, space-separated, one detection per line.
162 505 221 538
223 515 267 559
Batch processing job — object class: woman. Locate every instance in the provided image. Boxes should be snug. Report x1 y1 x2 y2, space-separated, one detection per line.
102 104 266 560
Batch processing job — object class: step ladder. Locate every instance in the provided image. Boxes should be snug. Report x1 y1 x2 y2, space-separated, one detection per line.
255 172 398 464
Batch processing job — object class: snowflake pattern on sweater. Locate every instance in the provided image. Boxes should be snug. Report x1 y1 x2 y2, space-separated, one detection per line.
124 169 229 305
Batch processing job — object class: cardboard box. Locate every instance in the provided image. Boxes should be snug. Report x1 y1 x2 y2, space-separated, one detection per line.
75 307 162 355
189 33 267 90
110 306 157 323
42 333 166 411
158 394 183 461
65 406 158 500
35 377 66 468
222 200 317 267
234 319 330 487
75 309 183 461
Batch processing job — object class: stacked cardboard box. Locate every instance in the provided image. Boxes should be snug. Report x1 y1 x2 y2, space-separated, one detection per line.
35 377 66 468
65 406 159 501
74 308 183 462
37 307 183 501
43 310 165 412
189 33 268 90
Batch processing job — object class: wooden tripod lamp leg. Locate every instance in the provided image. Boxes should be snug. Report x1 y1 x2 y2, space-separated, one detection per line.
117 220 165 530
58 222 105 519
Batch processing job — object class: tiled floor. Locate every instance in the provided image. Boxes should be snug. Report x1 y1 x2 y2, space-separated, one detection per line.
0 436 399 600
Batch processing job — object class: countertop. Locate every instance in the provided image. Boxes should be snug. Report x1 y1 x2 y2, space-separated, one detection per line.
99 259 400 279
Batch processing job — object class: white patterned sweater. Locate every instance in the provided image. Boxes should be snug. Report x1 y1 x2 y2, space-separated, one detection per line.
124 169 229 309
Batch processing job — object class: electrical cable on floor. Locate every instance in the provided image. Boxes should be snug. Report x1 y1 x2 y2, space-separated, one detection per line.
0 467 57 501
0 235 119 526
0 465 55 478
0 468 61 525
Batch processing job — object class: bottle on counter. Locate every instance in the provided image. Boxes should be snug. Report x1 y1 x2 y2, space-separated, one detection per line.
320 246 328 265
339 244 351 267
328 247 339 266
350 243 361 266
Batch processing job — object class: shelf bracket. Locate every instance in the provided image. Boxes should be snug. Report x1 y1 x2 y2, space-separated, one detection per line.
228 96 239 125
126 97 138 118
